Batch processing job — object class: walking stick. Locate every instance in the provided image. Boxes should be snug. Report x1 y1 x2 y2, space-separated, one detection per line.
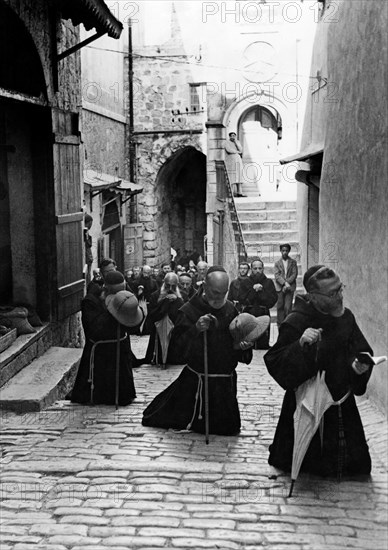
115 322 121 410
203 330 210 445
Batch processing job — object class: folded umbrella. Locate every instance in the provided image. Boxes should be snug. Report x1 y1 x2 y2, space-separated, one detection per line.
289 370 335 497
154 314 175 368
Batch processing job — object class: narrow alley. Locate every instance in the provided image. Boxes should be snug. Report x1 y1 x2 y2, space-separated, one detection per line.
1 335 387 550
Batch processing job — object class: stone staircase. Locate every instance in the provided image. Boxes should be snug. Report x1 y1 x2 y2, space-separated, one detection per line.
0 327 81 412
235 199 303 322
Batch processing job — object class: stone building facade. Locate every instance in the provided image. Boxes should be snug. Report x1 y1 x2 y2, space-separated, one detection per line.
131 5 207 267
288 0 387 413
0 0 122 349
80 27 136 273
130 1 314 274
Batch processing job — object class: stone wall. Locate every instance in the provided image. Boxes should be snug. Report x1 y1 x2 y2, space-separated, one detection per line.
2 1 83 348
83 110 127 178
136 133 205 266
4 0 81 110
132 18 207 265
297 0 388 413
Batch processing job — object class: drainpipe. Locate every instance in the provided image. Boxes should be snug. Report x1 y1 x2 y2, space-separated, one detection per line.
128 21 135 182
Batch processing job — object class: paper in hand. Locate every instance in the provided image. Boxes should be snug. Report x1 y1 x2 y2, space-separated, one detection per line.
356 352 387 367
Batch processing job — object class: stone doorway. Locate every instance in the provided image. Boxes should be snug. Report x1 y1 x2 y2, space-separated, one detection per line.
153 146 206 266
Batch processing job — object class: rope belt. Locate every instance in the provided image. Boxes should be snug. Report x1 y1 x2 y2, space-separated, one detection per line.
88 335 127 404
185 365 234 430
319 389 351 447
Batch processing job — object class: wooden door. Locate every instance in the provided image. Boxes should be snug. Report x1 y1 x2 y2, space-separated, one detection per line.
52 108 84 320
124 223 143 270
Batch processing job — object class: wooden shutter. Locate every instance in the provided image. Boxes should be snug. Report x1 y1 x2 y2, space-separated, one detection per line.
124 223 143 269
52 108 84 320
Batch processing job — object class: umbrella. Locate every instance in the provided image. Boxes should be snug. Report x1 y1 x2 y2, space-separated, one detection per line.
138 296 148 334
289 370 334 497
154 314 175 368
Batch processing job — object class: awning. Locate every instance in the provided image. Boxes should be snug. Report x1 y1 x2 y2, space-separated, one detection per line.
84 169 143 195
58 0 123 39
114 179 143 195
280 146 324 165
280 146 324 188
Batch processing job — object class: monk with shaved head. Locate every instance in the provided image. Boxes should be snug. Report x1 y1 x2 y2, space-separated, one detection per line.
264 265 374 478
143 266 253 435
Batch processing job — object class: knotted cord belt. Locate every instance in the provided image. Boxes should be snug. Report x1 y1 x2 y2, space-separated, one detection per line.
319 389 351 446
185 365 234 430
318 389 351 480
88 335 127 404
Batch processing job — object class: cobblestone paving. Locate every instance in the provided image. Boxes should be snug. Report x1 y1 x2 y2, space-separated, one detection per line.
1 334 387 550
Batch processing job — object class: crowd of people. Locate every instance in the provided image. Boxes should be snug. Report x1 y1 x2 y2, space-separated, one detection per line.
70 248 376 484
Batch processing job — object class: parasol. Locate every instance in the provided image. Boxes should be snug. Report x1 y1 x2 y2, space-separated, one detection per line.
154 314 175 368
289 370 334 497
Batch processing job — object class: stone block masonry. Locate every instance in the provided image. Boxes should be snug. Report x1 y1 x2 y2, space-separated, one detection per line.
0 335 387 549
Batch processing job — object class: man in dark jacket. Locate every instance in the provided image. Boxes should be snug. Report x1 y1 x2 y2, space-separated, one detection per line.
246 259 277 349
142 266 253 435
227 261 251 312
264 265 373 478
274 243 298 327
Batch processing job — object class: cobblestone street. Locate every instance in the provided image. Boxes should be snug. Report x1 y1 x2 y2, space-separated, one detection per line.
1 334 387 550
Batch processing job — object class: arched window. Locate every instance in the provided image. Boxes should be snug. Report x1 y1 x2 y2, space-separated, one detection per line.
238 106 281 136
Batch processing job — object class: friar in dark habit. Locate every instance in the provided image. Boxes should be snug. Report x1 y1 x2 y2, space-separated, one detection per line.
264 265 374 478
142 266 253 435
71 272 143 406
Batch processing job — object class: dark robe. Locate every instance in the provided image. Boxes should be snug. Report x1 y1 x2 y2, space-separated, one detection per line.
180 285 197 303
143 290 184 365
264 294 373 477
142 292 252 435
132 275 158 302
71 293 137 406
245 273 277 348
227 276 252 311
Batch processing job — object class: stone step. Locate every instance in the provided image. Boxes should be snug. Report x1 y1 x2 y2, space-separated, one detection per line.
0 326 52 388
243 229 299 242
238 209 297 221
246 247 301 263
245 240 300 251
263 264 302 276
236 200 296 211
241 220 298 231
0 347 82 412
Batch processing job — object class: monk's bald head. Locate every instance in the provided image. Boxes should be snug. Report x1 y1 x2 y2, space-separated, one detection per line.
203 269 229 309
164 272 178 286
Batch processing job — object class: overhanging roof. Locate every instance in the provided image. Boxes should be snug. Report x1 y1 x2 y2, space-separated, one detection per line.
58 0 123 39
280 145 324 165
84 169 143 195
114 180 143 194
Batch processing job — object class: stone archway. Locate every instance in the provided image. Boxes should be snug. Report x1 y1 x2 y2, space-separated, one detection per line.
153 146 206 265
223 92 296 198
0 4 49 311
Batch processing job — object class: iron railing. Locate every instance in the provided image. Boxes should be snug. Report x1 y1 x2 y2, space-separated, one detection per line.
215 160 247 264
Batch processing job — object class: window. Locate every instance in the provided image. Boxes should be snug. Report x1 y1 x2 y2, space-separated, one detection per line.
189 83 206 112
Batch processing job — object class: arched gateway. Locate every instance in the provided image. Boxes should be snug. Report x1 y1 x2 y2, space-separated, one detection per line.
152 146 206 265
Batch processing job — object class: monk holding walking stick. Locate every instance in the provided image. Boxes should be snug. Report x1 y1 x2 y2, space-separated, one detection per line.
142 266 255 437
